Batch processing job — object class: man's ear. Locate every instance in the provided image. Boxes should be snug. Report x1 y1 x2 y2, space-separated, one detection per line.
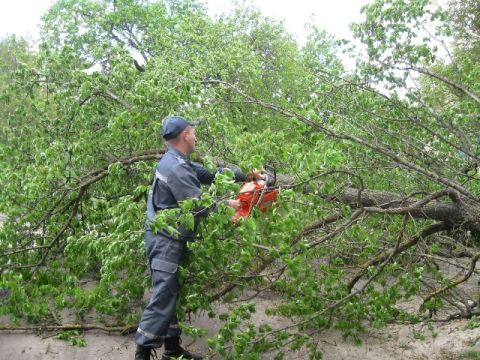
183 128 192 140
179 130 186 141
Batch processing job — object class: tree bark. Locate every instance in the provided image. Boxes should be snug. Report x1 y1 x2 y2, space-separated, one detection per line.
341 187 480 234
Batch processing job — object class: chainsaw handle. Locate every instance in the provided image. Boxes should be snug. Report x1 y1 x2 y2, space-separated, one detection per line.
264 163 276 186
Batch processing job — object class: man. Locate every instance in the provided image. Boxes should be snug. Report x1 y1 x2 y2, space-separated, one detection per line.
134 116 264 360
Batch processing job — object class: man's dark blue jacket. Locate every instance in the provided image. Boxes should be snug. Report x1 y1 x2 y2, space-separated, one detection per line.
145 146 244 240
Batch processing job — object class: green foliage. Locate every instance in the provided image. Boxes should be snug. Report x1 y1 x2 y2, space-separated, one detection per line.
56 330 87 347
1 0 479 358
462 349 480 360
466 316 480 330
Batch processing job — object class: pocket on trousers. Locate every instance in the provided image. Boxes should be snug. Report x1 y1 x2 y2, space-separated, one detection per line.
151 258 178 273
151 258 179 295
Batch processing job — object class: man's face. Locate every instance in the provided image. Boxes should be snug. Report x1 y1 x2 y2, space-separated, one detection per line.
182 126 196 154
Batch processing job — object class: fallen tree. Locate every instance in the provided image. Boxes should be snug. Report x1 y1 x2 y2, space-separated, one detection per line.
1 0 479 358
341 187 480 234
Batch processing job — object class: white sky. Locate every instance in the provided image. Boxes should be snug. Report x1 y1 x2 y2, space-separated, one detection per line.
0 0 55 42
0 0 371 44
207 0 371 43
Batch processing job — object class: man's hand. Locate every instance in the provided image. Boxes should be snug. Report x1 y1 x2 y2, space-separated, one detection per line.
226 199 241 210
246 169 266 181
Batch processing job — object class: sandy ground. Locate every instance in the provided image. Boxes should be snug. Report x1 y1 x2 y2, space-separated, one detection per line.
1 319 480 360
2 296 480 360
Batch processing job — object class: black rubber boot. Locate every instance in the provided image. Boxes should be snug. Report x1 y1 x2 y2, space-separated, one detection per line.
135 344 152 360
162 337 203 360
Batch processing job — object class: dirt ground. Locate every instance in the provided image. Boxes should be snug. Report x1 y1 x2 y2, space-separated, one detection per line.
2 296 480 360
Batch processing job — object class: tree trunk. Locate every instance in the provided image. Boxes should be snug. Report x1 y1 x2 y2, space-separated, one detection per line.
341 187 480 234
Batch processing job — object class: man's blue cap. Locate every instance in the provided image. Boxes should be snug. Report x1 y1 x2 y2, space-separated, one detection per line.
162 116 199 140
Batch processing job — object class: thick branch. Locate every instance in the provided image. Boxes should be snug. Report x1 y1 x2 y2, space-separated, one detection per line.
0 323 133 334
77 149 164 189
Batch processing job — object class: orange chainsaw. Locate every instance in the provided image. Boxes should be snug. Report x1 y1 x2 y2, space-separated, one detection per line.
232 165 278 222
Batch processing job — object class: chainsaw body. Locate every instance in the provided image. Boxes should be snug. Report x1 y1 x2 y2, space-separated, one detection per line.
232 167 278 222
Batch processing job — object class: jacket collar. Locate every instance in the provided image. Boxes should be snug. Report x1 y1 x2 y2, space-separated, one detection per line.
167 145 189 161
